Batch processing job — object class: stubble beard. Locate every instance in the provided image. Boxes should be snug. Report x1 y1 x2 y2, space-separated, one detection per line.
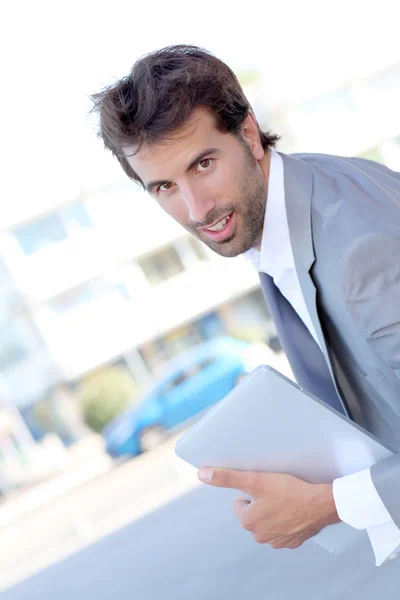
196 150 268 258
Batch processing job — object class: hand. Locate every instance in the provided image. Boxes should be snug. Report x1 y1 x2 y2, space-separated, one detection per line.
197 468 340 549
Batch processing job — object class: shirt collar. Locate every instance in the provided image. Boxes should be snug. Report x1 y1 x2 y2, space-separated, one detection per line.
243 150 293 275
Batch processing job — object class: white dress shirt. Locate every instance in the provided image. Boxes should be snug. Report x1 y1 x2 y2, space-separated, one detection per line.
244 150 400 566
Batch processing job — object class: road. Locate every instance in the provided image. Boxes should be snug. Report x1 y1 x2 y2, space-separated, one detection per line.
1 351 295 592
2 483 400 599
0 436 199 591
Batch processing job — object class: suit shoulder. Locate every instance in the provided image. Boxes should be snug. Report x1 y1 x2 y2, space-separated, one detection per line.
289 150 396 173
340 232 400 354
342 232 400 297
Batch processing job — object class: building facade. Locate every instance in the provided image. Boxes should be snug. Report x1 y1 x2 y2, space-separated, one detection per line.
0 59 399 433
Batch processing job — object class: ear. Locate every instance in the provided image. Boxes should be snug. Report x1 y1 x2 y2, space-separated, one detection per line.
240 113 265 161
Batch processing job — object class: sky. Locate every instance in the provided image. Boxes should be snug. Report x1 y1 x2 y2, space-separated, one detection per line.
1 0 399 227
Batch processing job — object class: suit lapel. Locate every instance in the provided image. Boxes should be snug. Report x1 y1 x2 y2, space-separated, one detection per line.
279 153 331 364
270 153 349 415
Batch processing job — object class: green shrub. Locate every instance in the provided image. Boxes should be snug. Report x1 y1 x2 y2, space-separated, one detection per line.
79 366 138 433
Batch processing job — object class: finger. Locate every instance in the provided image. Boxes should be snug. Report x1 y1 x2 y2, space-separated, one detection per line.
268 537 305 550
197 467 257 495
232 496 251 520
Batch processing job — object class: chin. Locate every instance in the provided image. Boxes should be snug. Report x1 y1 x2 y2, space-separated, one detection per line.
207 235 252 258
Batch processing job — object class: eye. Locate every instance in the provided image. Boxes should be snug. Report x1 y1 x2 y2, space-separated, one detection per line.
196 158 212 172
158 182 174 193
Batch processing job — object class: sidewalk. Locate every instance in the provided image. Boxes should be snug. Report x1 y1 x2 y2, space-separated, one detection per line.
0 435 113 531
0 433 198 593
0 352 293 592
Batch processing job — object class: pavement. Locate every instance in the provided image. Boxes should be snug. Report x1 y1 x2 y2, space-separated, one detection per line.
4 353 399 598
0 433 199 592
2 484 400 600
0 350 294 592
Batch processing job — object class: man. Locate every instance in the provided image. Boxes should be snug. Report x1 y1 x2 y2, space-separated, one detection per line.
92 45 400 565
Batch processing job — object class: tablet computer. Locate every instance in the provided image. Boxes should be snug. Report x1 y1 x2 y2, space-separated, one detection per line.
175 365 394 554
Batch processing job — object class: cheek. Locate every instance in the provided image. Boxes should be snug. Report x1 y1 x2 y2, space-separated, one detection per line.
213 163 231 188
218 160 244 195
201 166 233 202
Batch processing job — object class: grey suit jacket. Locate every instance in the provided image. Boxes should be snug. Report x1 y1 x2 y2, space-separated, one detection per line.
259 152 400 527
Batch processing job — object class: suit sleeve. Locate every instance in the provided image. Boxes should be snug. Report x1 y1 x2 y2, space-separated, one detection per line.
342 232 400 527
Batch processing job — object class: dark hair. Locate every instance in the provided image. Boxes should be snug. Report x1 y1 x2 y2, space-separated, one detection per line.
91 45 280 185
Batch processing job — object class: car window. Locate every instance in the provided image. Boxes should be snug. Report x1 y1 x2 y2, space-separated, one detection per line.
162 356 217 394
198 357 217 371
165 372 188 392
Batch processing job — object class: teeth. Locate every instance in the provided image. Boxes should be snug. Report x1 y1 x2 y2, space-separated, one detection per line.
207 216 230 232
208 219 227 231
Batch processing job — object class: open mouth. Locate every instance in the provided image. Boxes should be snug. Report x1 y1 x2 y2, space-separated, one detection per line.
201 212 235 241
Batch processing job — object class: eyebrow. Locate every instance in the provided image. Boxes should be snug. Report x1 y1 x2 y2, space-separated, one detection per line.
145 148 220 193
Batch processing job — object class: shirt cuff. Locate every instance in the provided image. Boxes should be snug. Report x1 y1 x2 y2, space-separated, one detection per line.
367 524 400 566
333 467 400 566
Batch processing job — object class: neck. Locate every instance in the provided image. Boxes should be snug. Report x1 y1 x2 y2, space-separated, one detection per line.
259 148 272 182
253 149 272 251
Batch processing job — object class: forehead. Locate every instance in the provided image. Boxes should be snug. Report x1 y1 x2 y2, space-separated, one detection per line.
124 109 224 181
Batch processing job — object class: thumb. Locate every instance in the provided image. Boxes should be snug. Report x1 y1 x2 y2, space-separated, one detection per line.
197 467 256 495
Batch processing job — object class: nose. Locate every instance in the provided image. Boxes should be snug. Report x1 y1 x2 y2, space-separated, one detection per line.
181 183 216 225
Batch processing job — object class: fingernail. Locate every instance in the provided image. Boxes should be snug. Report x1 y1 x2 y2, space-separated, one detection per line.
198 469 213 482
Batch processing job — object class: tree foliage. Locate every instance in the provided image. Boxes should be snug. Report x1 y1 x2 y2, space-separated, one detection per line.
79 366 138 433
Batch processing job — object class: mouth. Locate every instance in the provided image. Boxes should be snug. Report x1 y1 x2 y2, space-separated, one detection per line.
200 212 235 242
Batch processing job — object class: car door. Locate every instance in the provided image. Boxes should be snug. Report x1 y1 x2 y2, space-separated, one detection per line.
166 353 237 421
191 354 239 411
160 351 243 430
160 368 197 430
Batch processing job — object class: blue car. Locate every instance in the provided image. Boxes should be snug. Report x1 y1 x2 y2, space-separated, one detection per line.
102 336 256 458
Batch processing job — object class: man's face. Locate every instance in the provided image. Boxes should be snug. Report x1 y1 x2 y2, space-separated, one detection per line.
125 109 269 257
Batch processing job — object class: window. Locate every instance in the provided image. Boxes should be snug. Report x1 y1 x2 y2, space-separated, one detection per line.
48 278 130 315
0 258 23 316
297 88 356 121
187 237 209 261
0 322 30 370
163 365 199 393
198 357 217 370
162 356 217 394
361 64 400 103
13 202 92 256
165 371 189 392
14 215 68 255
392 135 400 149
62 202 92 229
138 246 185 285
173 237 210 270
291 87 358 148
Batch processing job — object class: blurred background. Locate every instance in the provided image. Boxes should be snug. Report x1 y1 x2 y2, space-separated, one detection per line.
0 0 400 594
